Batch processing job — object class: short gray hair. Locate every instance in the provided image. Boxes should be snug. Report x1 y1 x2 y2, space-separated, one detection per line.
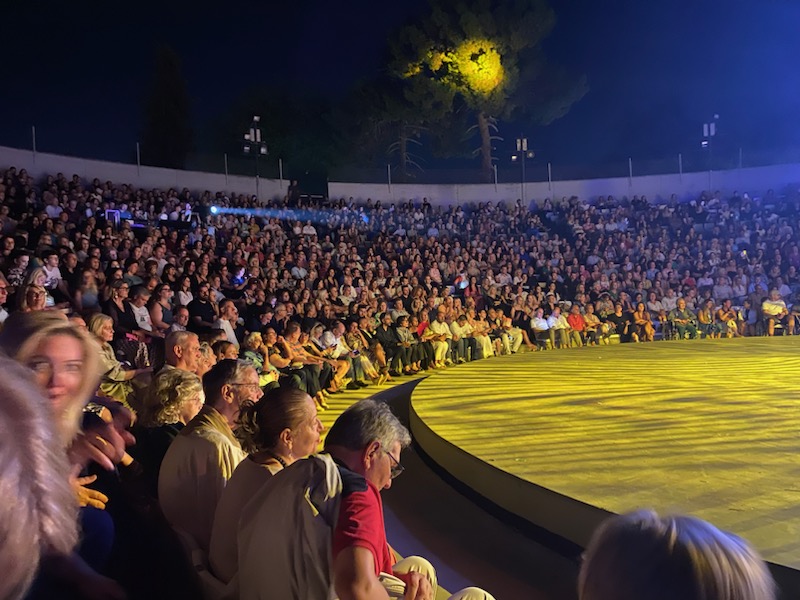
324 399 410 453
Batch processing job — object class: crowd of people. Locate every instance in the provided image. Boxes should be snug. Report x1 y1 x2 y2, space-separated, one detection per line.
0 163 793 600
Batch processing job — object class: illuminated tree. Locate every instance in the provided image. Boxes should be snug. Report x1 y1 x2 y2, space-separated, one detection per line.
391 0 587 181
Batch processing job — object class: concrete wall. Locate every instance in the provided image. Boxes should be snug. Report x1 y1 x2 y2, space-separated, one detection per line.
2 144 800 207
0 146 287 202
330 163 800 206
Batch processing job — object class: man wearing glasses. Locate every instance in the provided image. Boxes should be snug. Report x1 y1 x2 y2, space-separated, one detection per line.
239 399 492 600
159 359 262 554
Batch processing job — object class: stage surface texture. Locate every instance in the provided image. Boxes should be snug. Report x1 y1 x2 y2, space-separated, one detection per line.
409 337 800 572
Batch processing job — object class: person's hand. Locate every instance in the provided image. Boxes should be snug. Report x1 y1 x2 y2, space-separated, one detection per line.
398 570 433 600
71 474 109 510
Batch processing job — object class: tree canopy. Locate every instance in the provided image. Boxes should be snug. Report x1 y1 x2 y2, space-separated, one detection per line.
388 0 587 180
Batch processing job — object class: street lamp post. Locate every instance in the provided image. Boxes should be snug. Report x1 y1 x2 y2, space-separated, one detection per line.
511 136 535 205
243 115 268 200
701 114 719 189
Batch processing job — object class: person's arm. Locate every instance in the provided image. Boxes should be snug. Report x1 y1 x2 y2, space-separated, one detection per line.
268 348 292 370
150 302 169 333
333 546 391 600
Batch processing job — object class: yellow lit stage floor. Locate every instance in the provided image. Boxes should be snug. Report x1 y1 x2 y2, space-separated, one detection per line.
409 337 800 573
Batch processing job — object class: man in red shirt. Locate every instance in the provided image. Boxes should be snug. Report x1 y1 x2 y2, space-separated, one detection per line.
326 400 493 600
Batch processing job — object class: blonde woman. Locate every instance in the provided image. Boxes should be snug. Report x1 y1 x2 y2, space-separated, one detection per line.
18 283 48 312
0 356 79 600
87 313 151 409
130 368 204 498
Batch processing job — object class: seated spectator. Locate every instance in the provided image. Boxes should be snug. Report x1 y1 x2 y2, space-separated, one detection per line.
716 299 741 338
566 304 587 347
209 387 324 583
88 313 152 408
197 341 217 377
213 339 240 361
547 305 571 348
0 356 79 600
237 399 494 600
762 289 790 336
19 283 47 313
158 359 261 553
239 332 280 388
668 298 698 340
130 367 204 499
631 302 655 342
578 510 775 600
696 299 720 339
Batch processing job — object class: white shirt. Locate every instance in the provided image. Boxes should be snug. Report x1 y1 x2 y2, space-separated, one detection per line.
131 303 153 331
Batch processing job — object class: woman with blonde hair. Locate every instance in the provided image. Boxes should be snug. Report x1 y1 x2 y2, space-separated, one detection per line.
578 510 776 600
18 283 48 312
0 355 79 600
87 313 151 409
209 386 324 584
0 311 101 443
22 267 55 308
130 368 204 497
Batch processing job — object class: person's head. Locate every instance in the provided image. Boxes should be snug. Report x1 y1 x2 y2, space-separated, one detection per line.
213 340 238 361
0 311 101 443
174 306 190 328
19 284 46 312
0 355 79 600
220 299 238 322
87 312 115 345
197 342 217 377
381 312 393 327
141 368 204 427
284 321 301 341
129 285 151 308
203 359 262 427
677 297 686 310
165 330 201 372
236 387 324 461
578 510 775 600
324 399 411 491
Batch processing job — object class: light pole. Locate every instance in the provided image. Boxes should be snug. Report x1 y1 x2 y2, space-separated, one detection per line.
511 136 535 204
701 114 719 189
243 115 268 199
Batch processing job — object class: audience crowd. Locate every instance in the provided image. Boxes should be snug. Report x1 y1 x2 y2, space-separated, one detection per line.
0 163 791 599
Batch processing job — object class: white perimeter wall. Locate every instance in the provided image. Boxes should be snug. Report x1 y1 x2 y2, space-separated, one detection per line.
2 144 800 207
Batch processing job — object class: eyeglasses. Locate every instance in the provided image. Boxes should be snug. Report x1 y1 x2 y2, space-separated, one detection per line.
383 448 405 479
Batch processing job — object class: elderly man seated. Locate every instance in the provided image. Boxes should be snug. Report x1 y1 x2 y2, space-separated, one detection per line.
762 289 791 336
158 359 262 553
668 298 698 340
238 399 495 600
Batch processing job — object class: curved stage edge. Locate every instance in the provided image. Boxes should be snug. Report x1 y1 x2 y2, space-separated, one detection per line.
409 338 800 595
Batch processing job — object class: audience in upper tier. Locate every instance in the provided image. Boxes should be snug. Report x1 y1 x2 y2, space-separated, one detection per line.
0 164 798 598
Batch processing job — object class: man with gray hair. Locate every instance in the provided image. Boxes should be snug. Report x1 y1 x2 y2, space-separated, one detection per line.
238 399 493 600
158 358 262 553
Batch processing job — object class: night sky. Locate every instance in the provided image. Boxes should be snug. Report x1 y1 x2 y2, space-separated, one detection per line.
2 0 799 168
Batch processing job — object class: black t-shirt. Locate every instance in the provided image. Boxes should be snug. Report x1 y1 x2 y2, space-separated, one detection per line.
188 298 216 332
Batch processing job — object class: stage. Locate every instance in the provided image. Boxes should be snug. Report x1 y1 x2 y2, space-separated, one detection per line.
409 337 800 589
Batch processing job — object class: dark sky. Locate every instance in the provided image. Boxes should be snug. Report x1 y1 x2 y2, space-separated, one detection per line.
2 0 799 168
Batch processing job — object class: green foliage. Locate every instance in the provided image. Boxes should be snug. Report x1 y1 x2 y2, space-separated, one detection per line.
390 0 587 179
140 45 193 169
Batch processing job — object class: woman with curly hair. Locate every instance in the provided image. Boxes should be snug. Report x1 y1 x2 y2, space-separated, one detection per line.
209 387 323 584
129 368 204 498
